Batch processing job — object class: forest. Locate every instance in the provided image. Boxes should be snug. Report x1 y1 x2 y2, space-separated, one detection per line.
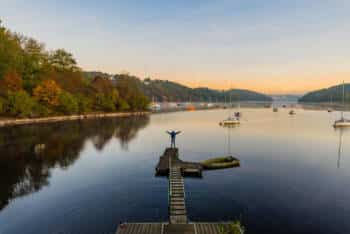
0 20 149 118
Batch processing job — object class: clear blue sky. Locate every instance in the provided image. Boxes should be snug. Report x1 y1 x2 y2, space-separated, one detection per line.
1 0 350 94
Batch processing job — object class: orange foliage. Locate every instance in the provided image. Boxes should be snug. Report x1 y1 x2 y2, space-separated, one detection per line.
0 70 23 92
33 80 61 106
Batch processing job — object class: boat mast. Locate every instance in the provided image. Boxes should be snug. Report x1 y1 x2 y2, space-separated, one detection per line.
229 88 232 117
342 80 345 119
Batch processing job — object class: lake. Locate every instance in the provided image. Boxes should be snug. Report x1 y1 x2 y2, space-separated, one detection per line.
0 107 349 234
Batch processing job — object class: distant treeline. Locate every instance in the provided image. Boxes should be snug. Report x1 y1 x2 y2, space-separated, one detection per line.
84 73 273 103
299 83 350 103
0 20 149 118
141 79 273 102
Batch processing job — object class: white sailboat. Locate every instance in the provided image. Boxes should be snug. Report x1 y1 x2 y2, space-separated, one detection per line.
220 91 240 126
334 81 350 127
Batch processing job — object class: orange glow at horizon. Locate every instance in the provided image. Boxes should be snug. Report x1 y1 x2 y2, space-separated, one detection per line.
140 71 350 95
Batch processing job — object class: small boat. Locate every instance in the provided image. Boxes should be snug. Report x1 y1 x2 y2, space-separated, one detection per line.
289 110 296 115
220 91 240 126
334 81 350 128
220 116 240 125
201 156 240 170
282 105 287 108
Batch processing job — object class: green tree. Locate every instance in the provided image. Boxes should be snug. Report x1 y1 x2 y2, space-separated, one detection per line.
58 91 79 114
75 94 92 114
116 98 130 111
48 49 80 72
0 20 23 80
95 93 115 112
21 37 48 91
6 91 35 117
0 97 5 114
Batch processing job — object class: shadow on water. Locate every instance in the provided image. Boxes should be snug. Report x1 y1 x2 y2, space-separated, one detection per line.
0 116 150 211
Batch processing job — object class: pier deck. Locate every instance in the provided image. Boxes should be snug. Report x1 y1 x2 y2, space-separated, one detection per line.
116 223 232 234
155 148 202 177
117 148 235 234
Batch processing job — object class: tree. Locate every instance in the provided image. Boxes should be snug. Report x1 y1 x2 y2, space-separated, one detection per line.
90 76 115 94
0 70 23 93
95 93 115 112
48 49 80 72
6 91 35 117
58 91 79 114
46 70 86 94
0 97 5 114
75 94 92 114
115 74 150 110
116 98 130 111
33 79 61 107
21 37 48 91
0 20 23 80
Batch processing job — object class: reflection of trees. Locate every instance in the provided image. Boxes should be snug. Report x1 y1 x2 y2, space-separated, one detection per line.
0 115 149 210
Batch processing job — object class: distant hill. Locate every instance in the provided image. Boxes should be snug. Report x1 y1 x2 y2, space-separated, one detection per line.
83 72 272 102
141 79 272 102
299 83 350 103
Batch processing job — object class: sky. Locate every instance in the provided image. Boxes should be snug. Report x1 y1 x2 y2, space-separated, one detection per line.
1 0 350 94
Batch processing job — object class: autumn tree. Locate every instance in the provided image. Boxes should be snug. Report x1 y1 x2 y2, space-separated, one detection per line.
0 70 23 93
91 76 115 94
46 70 86 94
33 79 61 107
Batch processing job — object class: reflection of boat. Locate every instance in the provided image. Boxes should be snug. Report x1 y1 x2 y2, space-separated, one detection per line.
289 110 296 115
334 81 350 127
337 128 344 169
328 95 333 112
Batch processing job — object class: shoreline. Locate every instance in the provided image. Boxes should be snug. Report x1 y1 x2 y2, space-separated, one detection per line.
0 106 221 128
0 112 150 127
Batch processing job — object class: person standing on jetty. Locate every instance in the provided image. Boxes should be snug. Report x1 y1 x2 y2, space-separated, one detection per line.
166 130 181 148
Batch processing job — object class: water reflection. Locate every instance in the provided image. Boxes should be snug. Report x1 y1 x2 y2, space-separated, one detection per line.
0 116 149 211
336 127 349 169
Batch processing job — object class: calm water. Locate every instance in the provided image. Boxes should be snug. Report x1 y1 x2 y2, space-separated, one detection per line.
0 108 350 234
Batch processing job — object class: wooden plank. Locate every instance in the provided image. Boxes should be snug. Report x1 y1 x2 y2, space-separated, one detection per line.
116 223 162 234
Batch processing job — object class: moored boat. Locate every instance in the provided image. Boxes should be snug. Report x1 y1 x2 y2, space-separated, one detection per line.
334 81 350 128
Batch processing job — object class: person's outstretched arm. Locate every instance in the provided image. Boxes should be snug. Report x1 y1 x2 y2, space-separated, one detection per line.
166 131 171 134
176 131 181 135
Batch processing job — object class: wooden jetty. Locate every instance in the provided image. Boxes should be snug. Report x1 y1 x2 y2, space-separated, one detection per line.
116 148 238 234
155 148 202 177
116 223 233 234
